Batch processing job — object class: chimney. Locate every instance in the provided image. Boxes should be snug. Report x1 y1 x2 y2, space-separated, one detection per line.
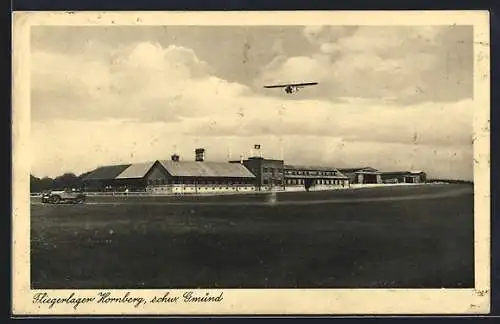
171 154 180 162
195 148 205 162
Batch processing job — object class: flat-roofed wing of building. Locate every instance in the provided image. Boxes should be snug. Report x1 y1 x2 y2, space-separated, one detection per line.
283 164 350 191
284 164 348 177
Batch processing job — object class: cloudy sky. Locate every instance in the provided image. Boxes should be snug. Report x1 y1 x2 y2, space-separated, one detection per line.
30 25 474 180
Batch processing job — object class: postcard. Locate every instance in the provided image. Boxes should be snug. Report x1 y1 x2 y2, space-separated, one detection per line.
12 10 491 315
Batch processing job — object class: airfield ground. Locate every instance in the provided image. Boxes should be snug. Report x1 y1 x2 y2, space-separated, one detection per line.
30 184 474 289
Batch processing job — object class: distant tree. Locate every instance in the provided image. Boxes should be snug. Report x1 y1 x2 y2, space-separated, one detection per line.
30 170 94 192
52 173 81 190
30 174 54 193
30 174 40 193
427 178 473 184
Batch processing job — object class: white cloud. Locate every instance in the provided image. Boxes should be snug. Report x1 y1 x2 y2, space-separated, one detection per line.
30 117 472 181
31 41 247 121
30 40 473 180
320 42 341 54
262 26 472 103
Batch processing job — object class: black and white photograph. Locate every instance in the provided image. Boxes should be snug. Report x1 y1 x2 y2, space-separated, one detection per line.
12 11 491 315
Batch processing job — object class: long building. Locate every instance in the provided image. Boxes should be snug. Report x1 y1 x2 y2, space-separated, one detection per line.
283 164 349 191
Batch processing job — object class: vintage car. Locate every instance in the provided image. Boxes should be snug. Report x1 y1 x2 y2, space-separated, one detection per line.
41 189 86 204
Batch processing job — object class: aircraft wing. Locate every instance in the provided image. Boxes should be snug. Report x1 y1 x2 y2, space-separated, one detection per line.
289 82 319 87
263 82 318 88
263 84 289 88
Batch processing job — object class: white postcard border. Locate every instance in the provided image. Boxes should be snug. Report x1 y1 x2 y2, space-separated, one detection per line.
11 10 491 315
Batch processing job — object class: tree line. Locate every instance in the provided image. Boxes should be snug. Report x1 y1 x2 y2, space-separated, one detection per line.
30 172 92 193
426 179 473 184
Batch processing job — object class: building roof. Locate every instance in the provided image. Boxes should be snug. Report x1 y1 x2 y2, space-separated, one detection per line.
159 160 256 178
115 161 157 179
382 170 425 176
284 165 348 178
82 164 132 181
284 164 340 172
338 167 380 173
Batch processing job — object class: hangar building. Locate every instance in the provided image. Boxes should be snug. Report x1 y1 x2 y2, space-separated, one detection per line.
337 167 383 184
381 171 427 184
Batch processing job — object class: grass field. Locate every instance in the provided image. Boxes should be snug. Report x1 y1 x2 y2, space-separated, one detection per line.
30 184 474 289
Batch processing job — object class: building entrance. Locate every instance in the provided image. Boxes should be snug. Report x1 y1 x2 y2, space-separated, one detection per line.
363 173 378 184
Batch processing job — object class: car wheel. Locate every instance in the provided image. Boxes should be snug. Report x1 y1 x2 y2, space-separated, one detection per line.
76 197 85 204
50 196 61 204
